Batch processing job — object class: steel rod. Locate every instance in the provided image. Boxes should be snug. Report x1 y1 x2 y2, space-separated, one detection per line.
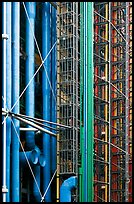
2 2 8 202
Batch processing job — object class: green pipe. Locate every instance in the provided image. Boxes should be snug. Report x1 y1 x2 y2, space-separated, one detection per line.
79 2 84 202
79 2 94 202
87 3 94 202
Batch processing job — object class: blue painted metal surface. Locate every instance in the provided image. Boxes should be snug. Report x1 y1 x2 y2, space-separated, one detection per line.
33 165 41 201
11 2 20 201
42 2 51 201
25 4 42 202
51 2 57 174
6 2 11 201
25 2 36 150
19 150 39 167
39 153 46 167
60 176 77 202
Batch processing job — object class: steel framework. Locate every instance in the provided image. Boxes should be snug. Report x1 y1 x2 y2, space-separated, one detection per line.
94 2 132 202
56 2 80 202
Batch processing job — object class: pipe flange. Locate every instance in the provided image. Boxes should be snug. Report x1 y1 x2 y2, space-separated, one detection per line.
2 34 9 40
2 186 8 193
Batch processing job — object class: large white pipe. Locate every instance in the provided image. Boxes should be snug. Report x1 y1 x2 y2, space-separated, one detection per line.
2 2 8 202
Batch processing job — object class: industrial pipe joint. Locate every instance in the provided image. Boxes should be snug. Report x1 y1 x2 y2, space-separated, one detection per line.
60 176 77 202
20 149 39 167
39 153 46 167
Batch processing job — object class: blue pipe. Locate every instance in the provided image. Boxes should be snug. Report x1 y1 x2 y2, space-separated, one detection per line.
42 2 51 201
11 2 20 201
6 2 11 201
32 146 41 201
25 3 41 202
83 3 88 201
33 165 41 202
39 153 46 167
60 176 77 202
51 2 57 174
19 147 40 167
25 2 36 150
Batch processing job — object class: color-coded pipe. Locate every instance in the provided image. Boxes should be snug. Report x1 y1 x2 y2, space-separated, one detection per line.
6 2 11 202
25 2 36 150
108 2 111 202
19 150 39 167
11 2 20 201
104 3 108 201
25 3 41 201
33 165 41 201
60 176 77 202
83 3 88 201
79 2 84 201
2 2 8 202
39 153 46 167
51 1 57 174
42 2 51 201
79 3 94 202
87 3 94 201
56 3 60 201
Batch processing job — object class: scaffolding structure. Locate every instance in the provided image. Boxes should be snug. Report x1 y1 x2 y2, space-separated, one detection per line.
57 2 80 201
2 2 132 203
94 2 132 202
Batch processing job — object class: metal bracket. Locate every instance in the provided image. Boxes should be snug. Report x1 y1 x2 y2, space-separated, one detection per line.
2 34 9 40
2 186 8 193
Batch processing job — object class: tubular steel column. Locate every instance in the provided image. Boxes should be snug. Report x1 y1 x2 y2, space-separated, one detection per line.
79 2 94 202
83 3 88 201
11 2 20 201
108 2 111 202
128 3 132 202
42 2 51 202
2 2 8 202
56 3 60 201
104 4 108 201
125 2 132 201
6 2 12 202
51 2 57 174
25 2 36 150
79 2 84 202
87 3 94 201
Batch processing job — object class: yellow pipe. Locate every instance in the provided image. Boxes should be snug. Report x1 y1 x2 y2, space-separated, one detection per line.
104 3 108 202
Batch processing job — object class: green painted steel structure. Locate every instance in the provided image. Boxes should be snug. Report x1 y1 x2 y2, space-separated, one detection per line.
79 2 94 202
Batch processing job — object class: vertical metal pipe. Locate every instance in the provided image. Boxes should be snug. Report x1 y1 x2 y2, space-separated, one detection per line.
79 2 84 201
56 3 60 201
60 176 77 202
33 166 41 201
24 3 41 200
25 2 36 150
2 2 8 202
42 2 51 201
104 4 108 201
125 2 129 201
87 2 94 201
11 2 20 201
108 2 111 202
83 2 88 201
51 2 57 174
6 2 12 202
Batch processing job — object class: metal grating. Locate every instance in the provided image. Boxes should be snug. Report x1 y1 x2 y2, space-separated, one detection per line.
57 2 80 176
